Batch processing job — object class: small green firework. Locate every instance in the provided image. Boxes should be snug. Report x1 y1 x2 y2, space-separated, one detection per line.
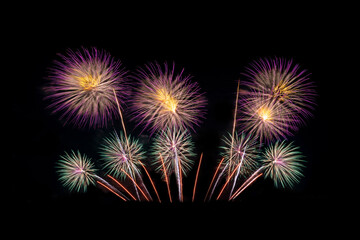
219 132 259 178
151 127 196 179
99 130 145 180
261 141 305 189
56 150 97 192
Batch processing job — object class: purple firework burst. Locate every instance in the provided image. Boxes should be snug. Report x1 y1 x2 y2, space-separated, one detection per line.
238 57 316 143
44 47 129 128
131 62 207 134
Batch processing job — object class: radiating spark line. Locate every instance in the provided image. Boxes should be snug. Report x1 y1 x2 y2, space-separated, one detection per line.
174 149 183 201
229 162 242 198
139 160 161 203
229 145 247 197
96 180 127 201
135 170 153 201
113 88 129 145
229 167 264 200
192 153 203 202
216 160 243 200
160 153 172 203
94 175 129 201
228 80 240 178
204 157 224 202
121 169 149 201
208 162 228 201
107 175 137 201
229 172 263 201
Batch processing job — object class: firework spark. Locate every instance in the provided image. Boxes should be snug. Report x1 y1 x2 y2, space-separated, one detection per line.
44 47 129 128
152 127 196 201
238 57 316 142
131 62 207 134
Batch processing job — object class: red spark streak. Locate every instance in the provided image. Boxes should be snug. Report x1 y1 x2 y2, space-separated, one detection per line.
107 175 137 201
121 169 149 201
192 153 203 202
96 180 127 201
204 157 225 202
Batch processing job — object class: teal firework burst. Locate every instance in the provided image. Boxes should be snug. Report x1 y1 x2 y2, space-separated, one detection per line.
99 130 145 180
152 127 195 178
261 141 305 189
152 127 196 201
56 150 97 192
219 132 259 178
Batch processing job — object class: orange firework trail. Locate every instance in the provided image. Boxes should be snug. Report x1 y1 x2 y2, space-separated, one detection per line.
97 181 127 201
113 88 130 146
192 153 203 202
216 160 243 200
139 160 161 203
107 175 137 201
121 169 150 201
228 80 240 178
229 169 264 201
204 157 224 202
95 175 126 201
160 153 172 203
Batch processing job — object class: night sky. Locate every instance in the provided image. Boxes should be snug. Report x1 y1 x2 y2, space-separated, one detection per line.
12 4 344 230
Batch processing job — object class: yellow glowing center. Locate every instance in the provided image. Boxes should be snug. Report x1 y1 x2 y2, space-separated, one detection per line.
258 107 271 121
77 74 100 91
273 83 291 101
156 88 177 113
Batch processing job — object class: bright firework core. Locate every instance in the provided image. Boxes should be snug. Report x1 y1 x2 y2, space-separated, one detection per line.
156 88 177 113
77 74 100 91
258 107 271 121
74 168 85 174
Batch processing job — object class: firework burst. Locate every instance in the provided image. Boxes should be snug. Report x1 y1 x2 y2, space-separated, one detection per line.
238 94 293 143
56 150 97 192
152 127 196 201
99 130 145 180
261 140 305 189
131 62 207 134
219 132 259 178
44 47 129 128
238 57 316 142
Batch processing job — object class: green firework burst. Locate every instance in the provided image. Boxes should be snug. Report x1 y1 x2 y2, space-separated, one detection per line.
151 127 196 179
219 132 259 178
261 141 305 189
56 150 97 192
99 130 145 180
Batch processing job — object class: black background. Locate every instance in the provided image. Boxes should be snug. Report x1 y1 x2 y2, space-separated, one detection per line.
11 2 348 233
